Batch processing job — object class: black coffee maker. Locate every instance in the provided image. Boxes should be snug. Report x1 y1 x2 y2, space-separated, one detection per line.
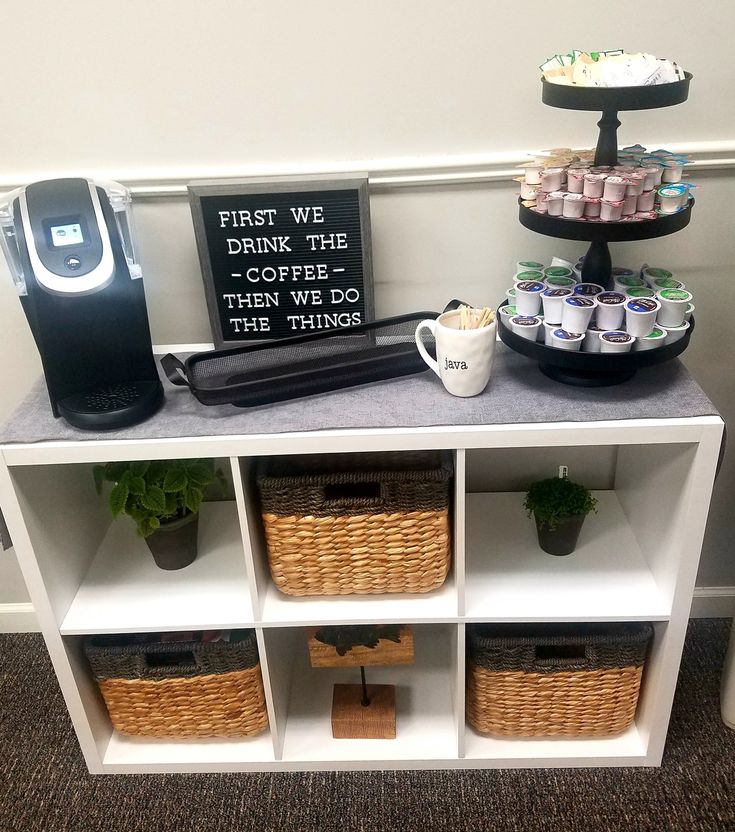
0 178 163 430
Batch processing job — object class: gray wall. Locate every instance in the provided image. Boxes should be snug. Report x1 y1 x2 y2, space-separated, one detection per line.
0 1 733 588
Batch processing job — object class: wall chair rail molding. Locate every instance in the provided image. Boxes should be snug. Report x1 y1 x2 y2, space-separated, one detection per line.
1 141 734 198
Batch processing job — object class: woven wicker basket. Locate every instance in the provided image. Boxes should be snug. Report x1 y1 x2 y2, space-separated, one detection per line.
466 623 653 738
85 630 268 739
257 452 452 596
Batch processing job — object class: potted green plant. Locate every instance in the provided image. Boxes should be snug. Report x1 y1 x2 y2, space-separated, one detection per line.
524 476 598 556
94 459 225 570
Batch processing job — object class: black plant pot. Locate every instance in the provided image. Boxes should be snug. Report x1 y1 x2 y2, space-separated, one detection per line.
534 513 586 556
145 513 199 570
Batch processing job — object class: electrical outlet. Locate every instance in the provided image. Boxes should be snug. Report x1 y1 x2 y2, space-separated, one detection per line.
558 465 569 479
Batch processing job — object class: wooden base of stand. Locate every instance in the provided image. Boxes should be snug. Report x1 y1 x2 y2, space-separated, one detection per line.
331 684 396 739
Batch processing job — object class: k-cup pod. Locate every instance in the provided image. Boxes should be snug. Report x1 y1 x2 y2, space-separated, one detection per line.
550 256 576 270
561 295 597 333
510 315 542 341
514 269 545 283
684 302 694 323
583 173 606 198
506 286 517 306
573 282 604 297
544 265 575 281
625 297 661 337
627 287 656 299
545 191 565 216
600 199 624 222
562 193 585 218
516 260 544 274
657 288 693 327
514 280 545 316
582 325 605 353
637 190 656 212
658 184 688 214
661 162 684 183
640 165 662 190
660 320 690 344
540 168 564 192
584 197 601 217
622 192 638 216
520 180 539 200
600 330 636 353
550 328 585 351
541 287 573 324
642 266 674 288
499 304 517 320
633 326 667 351
567 168 588 193
603 176 628 201
542 320 557 346
545 275 577 289
651 276 685 292
612 270 642 293
595 291 626 330
520 164 543 185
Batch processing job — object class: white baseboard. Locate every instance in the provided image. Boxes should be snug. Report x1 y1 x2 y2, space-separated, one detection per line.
0 602 40 633
691 587 735 618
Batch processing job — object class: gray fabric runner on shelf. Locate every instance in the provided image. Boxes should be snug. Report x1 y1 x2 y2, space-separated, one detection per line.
0 344 720 445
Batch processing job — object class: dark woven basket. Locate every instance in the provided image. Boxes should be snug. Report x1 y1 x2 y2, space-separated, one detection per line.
257 451 453 596
466 623 653 738
85 630 259 681
467 623 652 673
257 451 452 517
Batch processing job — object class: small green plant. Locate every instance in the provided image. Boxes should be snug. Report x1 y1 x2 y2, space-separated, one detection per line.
94 459 226 537
524 477 598 530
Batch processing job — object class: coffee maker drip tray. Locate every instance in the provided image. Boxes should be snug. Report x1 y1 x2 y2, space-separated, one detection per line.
57 380 163 431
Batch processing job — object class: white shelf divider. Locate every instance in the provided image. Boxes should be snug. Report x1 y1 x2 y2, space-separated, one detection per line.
453 449 466 617
61 501 254 635
465 491 670 623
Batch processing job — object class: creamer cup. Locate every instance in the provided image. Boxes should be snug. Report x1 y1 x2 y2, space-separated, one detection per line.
583 173 606 198
684 303 694 323
627 287 656 299
541 287 573 324
521 165 543 185
562 193 585 218
625 297 661 337
658 184 687 214
545 191 564 216
600 199 624 222
603 176 627 201
622 192 638 216
595 291 626 330
510 315 542 341
550 328 584 351
514 280 545 316
520 180 539 200
567 169 588 193
584 197 601 217
657 288 693 327
561 295 596 333
640 166 661 190
599 330 635 353
582 325 605 353
660 320 690 344
637 190 656 212
514 269 545 283
661 162 684 183
633 326 666 351
540 168 564 192
625 173 645 196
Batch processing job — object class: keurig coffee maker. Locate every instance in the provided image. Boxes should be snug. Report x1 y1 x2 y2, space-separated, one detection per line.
0 178 163 430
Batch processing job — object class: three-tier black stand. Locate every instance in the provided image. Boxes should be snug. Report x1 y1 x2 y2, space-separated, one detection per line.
500 72 695 386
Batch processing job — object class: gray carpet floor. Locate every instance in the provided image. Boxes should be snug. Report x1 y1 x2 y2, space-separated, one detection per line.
0 619 733 832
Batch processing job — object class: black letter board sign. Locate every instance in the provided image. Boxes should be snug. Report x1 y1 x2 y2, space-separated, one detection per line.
188 175 374 347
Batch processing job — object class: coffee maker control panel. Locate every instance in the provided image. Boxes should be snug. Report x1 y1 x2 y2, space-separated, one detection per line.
19 178 115 295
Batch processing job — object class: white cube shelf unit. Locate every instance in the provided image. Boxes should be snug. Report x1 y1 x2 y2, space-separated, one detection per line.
0 414 722 774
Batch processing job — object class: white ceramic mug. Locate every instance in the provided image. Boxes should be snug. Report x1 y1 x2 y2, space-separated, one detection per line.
415 310 497 397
